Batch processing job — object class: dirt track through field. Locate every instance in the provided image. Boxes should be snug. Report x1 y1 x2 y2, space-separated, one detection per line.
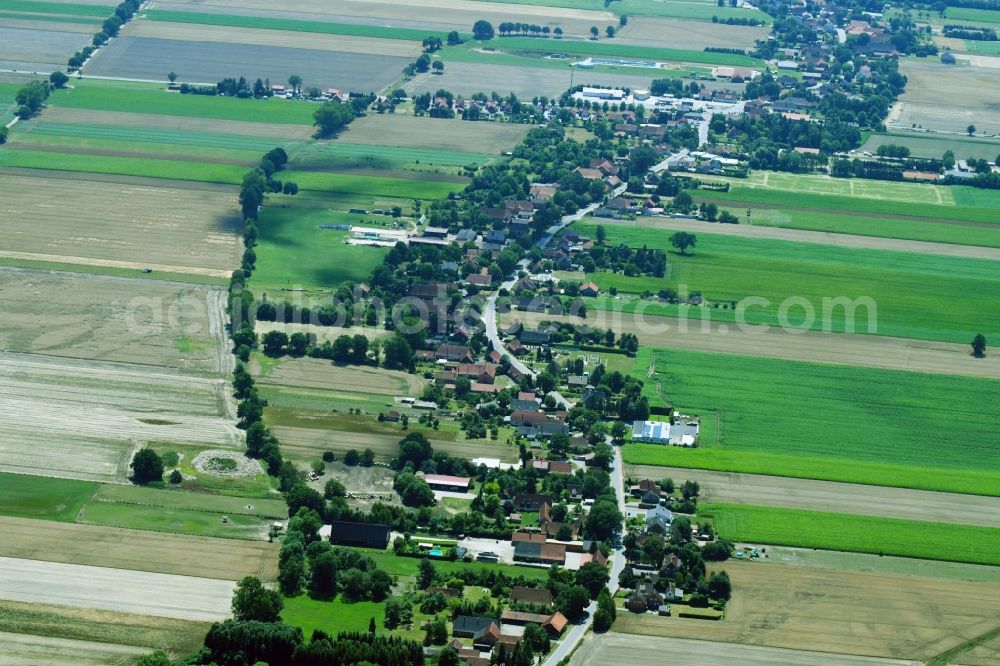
0 631 149 666
627 218 1000 260
625 465 1000 527
611 560 1000 661
570 633 918 666
0 516 278 581
0 556 235 621
509 311 1000 379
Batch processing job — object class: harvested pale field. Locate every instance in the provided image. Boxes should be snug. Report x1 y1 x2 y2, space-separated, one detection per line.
570 633 917 666
40 106 314 139
0 26 93 72
84 36 410 91
0 556 235 621
508 310 1000 379
620 217 1000 261
0 353 241 482
275 426 520 463
156 0 616 37
0 631 149 666
0 268 230 372
617 17 769 50
125 18 422 57
0 599 209 658
612 560 1000 661
956 634 1000 666
257 357 424 395
0 516 278 580
404 61 661 98
624 465 1000 528
892 60 1000 135
340 113 530 153
761 546 1000 584
0 172 241 275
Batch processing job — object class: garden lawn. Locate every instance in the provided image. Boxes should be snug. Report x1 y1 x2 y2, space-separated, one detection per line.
251 205 388 291
701 503 1000 566
0 473 96 522
624 348 1000 496
48 80 316 125
572 222 1000 343
281 596 388 638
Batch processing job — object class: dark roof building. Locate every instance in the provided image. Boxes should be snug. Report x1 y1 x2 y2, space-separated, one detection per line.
329 521 390 549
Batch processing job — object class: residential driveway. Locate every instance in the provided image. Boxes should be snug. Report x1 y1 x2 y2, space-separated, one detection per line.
459 537 515 564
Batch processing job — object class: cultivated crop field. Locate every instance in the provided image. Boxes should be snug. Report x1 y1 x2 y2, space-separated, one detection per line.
83 36 410 92
0 354 241 482
0 515 278 580
617 17 768 49
0 24 95 72
612 560 1000 661
623 347 1000 496
701 503 1000 566
0 556 235 621
256 357 425 396
861 131 1000 161
570 222 1000 343
0 269 229 370
0 172 242 276
332 113 528 157
0 630 150 666
894 59 1000 135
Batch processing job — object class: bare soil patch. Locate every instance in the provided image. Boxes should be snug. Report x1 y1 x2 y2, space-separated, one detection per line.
611 560 1000 661
509 310 1000 379
0 555 236 621
624 465 1000 527
192 450 262 477
0 172 241 273
0 515 277 581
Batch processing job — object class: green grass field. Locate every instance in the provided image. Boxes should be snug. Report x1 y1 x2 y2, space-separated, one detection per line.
0 0 109 17
144 9 456 42
458 36 762 67
18 121 294 154
720 205 1000 248
572 222 1000 343
472 0 769 22
946 6 1000 24
77 500 268 539
282 596 389 639
251 205 388 291
623 348 1000 495
0 473 96 522
701 504 1000 566
962 39 1000 54
0 148 248 184
292 141 493 169
89 484 288 519
698 185 1000 225
49 80 316 125
357 549 548 581
726 171 956 205
290 170 464 200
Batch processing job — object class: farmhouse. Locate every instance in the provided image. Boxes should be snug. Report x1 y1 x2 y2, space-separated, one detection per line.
579 281 600 297
500 610 568 638
329 521 391 549
453 615 500 641
513 541 567 566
